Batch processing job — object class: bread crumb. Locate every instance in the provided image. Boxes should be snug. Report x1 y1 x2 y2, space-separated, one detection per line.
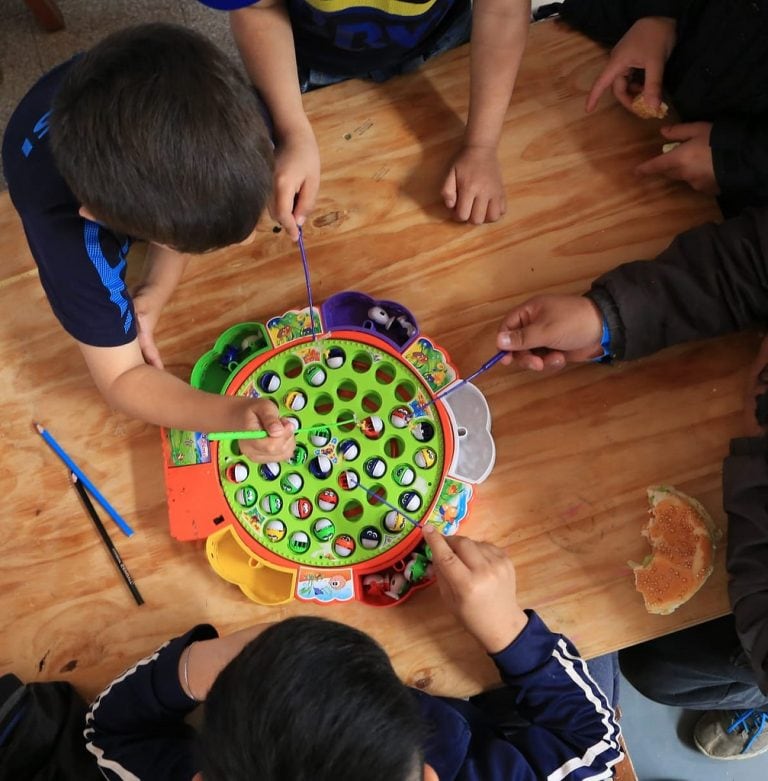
632 94 669 119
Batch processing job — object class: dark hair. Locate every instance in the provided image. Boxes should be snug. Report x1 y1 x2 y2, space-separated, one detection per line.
199 616 425 781
50 23 273 252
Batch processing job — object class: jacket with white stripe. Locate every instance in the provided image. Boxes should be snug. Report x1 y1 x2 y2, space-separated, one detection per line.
84 613 622 780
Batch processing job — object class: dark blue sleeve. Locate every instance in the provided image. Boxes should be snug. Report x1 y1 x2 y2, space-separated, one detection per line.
83 625 218 781
2 61 137 348
420 611 623 780
487 611 623 779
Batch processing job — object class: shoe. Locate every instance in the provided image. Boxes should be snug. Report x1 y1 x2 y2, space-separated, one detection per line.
694 709 768 759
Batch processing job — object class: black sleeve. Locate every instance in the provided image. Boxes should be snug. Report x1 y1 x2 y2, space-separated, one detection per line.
712 117 768 219
585 208 768 360
724 437 768 694
558 0 688 46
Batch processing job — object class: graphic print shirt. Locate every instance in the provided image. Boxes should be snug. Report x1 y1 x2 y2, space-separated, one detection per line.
285 0 469 74
2 59 137 348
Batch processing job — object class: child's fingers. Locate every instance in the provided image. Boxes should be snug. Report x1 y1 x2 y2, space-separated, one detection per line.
293 177 319 230
425 526 470 584
470 194 491 225
497 321 549 353
636 150 677 177
639 61 664 113
512 349 545 371
611 74 637 111
254 400 286 437
441 168 458 210
540 351 566 370
453 188 474 223
497 304 533 336
273 183 300 241
660 122 705 142
586 65 619 112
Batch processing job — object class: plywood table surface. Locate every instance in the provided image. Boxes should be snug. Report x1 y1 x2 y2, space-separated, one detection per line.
0 20 749 701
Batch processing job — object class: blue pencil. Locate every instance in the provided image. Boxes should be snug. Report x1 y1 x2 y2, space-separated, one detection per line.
34 423 135 537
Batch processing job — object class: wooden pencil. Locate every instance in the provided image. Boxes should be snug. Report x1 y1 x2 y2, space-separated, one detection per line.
71 473 144 606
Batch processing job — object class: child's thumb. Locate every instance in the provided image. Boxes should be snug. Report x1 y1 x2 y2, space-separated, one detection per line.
497 324 546 352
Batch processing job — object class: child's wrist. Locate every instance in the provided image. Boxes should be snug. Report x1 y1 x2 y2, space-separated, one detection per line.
591 317 612 363
476 607 528 655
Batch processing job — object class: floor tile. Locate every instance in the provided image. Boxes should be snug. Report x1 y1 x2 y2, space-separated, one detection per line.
620 674 768 781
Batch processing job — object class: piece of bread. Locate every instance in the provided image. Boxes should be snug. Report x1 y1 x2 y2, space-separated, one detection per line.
631 486 720 615
631 93 669 119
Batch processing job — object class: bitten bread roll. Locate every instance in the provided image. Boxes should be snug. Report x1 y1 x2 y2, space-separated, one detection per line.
631 93 669 119
631 486 720 615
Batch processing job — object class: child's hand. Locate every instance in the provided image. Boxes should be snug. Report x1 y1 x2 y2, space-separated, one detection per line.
442 145 507 224
425 526 528 654
234 398 296 462
636 122 718 195
497 295 604 371
586 17 677 115
272 124 321 241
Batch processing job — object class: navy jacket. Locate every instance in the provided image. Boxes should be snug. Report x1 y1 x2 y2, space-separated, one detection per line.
84 613 622 780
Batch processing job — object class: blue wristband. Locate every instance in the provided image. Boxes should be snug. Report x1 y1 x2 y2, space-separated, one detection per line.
593 317 612 363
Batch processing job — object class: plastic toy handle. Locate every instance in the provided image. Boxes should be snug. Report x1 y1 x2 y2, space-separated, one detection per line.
207 430 269 441
207 419 355 441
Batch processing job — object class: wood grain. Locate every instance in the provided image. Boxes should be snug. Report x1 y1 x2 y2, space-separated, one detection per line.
0 20 745 701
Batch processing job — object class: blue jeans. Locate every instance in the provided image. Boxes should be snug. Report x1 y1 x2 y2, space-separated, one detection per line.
588 652 620 711
619 615 768 711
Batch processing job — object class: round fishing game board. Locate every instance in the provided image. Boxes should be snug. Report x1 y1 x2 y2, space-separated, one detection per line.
162 291 495 606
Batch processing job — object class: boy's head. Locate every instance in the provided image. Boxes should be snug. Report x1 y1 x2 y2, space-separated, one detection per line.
199 616 435 781
50 23 273 253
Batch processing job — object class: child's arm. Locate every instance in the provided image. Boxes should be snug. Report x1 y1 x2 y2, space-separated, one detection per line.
426 527 623 779
78 338 295 462
442 0 529 224
84 623 273 781
498 208 768 368
132 243 190 369
231 1 320 241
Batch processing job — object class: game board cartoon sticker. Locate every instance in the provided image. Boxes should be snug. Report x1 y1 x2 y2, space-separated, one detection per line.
267 307 322 346
297 567 355 603
425 478 473 535
403 338 456 392
168 429 211 465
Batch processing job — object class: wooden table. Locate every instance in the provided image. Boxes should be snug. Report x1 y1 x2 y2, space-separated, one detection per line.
0 19 749 701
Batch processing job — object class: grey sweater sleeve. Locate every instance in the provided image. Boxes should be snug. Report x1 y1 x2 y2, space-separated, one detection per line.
585 208 768 360
725 437 768 694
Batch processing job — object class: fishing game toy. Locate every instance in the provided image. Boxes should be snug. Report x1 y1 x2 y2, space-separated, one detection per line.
162 292 495 606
